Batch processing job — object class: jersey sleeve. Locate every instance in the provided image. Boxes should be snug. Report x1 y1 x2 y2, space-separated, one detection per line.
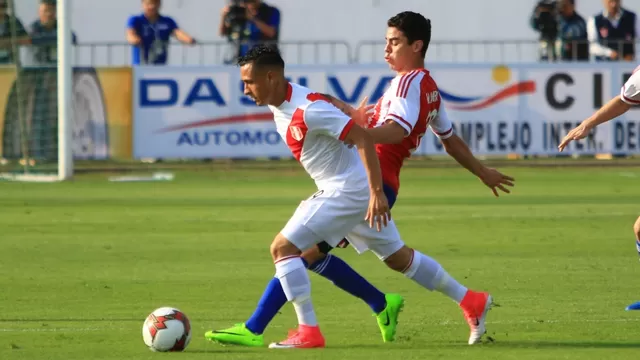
621 68 640 105
384 72 422 136
126 15 138 29
429 101 454 140
268 7 281 28
304 100 355 141
167 17 179 32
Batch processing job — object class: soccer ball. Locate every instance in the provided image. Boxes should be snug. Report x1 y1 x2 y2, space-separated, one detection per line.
142 307 192 352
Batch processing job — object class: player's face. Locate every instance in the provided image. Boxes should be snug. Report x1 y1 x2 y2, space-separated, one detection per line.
240 63 273 106
384 27 421 73
142 0 160 17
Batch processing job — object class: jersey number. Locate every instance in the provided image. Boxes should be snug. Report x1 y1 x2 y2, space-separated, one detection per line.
409 109 438 153
426 109 438 125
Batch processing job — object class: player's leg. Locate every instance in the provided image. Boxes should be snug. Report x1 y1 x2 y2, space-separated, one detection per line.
305 243 387 314
267 229 325 349
634 216 640 259
207 187 366 348
302 183 399 315
204 230 323 348
387 246 491 345
229 242 387 344
266 187 372 349
348 220 492 345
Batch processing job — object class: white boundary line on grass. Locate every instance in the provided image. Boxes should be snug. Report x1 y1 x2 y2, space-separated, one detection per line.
2 318 639 332
0 327 110 332
437 318 640 326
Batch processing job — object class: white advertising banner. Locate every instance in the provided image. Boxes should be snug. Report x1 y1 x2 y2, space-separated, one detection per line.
133 63 640 159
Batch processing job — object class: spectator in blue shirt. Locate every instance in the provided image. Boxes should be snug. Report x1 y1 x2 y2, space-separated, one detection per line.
126 0 195 65
219 0 280 64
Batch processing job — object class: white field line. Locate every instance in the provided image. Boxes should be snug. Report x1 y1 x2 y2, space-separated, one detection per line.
2 318 639 332
0 327 113 332
392 212 634 221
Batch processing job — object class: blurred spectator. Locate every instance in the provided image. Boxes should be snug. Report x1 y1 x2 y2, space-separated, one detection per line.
587 0 637 61
0 0 28 65
126 0 195 65
29 0 78 65
557 0 589 61
530 0 559 61
530 0 588 61
219 0 280 64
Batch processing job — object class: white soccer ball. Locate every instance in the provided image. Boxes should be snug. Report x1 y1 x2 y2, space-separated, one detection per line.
142 307 192 352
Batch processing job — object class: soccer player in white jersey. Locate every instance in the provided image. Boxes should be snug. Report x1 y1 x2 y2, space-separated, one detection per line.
208 13 515 349
559 64 640 258
218 44 392 349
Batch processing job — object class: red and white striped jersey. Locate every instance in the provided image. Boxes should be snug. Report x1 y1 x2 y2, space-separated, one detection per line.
621 65 640 105
369 68 454 193
269 82 368 190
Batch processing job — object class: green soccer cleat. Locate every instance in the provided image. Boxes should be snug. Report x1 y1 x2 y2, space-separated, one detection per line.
204 323 264 347
375 293 405 342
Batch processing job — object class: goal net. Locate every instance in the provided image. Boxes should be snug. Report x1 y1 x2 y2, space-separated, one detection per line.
0 0 73 181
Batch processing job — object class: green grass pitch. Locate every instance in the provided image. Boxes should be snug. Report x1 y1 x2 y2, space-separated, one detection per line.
1 165 640 359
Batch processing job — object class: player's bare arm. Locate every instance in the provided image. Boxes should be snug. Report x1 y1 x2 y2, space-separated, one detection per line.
321 94 375 126
342 125 391 231
320 94 407 144
558 96 631 152
364 121 406 144
321 93 357 116
441 134 515 197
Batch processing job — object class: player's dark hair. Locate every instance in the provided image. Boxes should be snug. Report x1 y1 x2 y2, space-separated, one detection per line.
387 11 431 58
236 45 285 70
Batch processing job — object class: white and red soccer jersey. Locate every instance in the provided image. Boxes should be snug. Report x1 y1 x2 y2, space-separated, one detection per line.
621 65 640 105
368 68 454 193
269 83 368 190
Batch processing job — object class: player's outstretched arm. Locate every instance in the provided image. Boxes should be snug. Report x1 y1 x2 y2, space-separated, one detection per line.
321 94 358 117
558 96 631 151
320 94 406 144
342 125 391 230
441 134 515 197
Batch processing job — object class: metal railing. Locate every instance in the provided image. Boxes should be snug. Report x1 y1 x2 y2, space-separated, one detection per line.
71 40 352 67
356 39 640 64
14 39 640 66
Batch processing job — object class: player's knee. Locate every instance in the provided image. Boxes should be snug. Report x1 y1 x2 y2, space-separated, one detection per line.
301 247 326 266
633 217 640 238
383 245 413 272
270 233 301 262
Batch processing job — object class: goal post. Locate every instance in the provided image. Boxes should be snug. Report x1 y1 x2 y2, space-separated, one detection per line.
0 0 73 182
57 0 72 180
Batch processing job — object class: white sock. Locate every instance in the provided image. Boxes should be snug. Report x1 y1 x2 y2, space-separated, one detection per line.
275 256 318 326
403 250 468 304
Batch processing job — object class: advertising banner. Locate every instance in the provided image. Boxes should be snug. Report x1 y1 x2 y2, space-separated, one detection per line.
133 63 640 159
0 66 132 160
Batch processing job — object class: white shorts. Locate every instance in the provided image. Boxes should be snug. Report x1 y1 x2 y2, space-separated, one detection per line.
280 187 404 259
281 187 368 251
344 219 404 260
